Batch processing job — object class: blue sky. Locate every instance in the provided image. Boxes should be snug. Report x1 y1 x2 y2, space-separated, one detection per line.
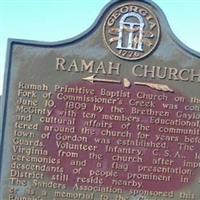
0 0 200 95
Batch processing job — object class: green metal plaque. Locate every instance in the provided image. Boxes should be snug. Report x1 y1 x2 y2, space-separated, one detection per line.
1 0 200 199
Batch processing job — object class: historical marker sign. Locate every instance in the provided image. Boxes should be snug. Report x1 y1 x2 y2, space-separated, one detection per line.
1 0 200 199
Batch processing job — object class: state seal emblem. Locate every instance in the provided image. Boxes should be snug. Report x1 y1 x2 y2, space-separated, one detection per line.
103 2 160 60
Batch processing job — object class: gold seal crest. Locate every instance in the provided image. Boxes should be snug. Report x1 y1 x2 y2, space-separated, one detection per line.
103 2 160 60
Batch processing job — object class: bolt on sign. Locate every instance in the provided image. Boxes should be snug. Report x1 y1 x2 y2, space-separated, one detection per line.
0 0 200 199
